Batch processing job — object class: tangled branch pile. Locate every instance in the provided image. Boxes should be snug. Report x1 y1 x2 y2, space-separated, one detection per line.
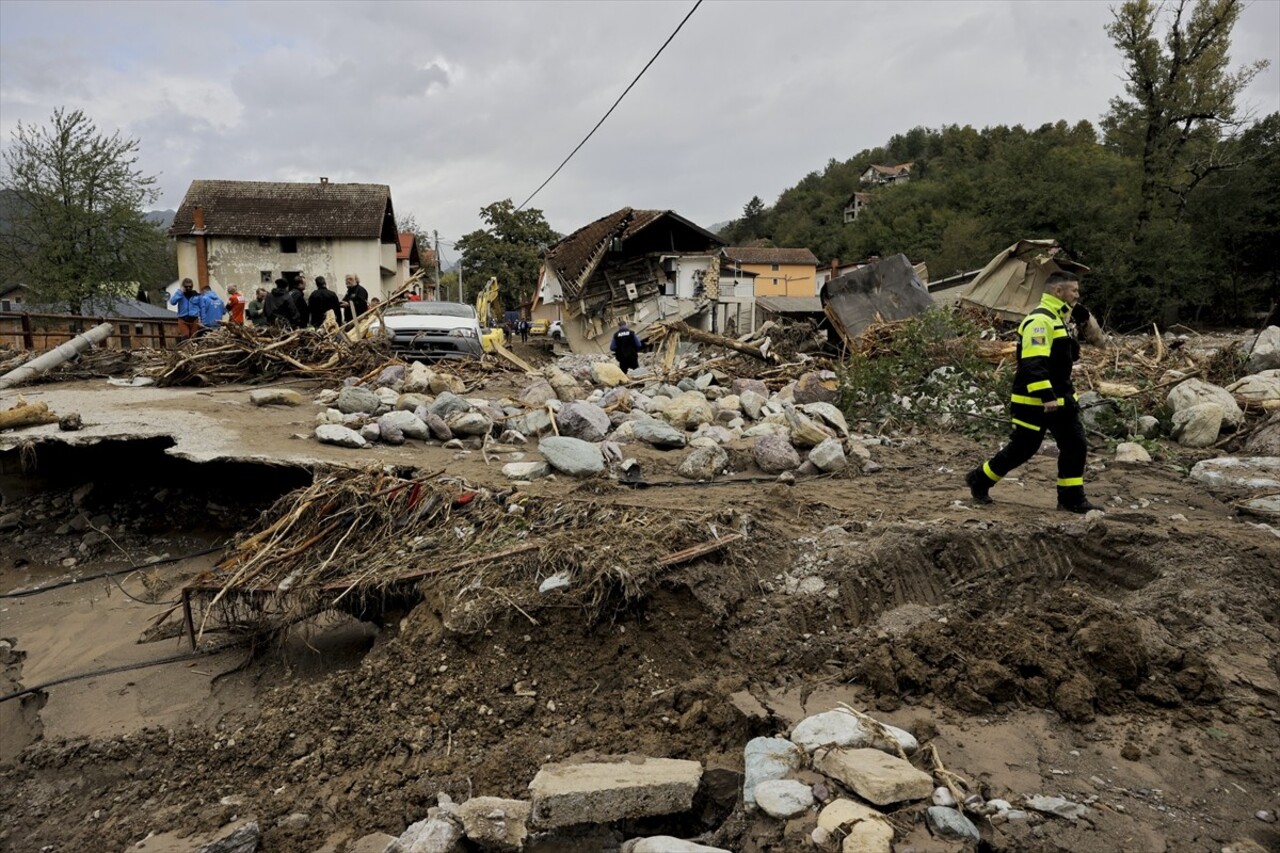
854 318 1015 365
146 324 394 386
185 469 737 639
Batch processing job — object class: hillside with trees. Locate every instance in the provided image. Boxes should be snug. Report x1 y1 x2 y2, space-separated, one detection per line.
720 0 1277 328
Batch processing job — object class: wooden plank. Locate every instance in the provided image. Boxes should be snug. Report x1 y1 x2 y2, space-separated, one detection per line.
491 341 537 374
658 532 743 567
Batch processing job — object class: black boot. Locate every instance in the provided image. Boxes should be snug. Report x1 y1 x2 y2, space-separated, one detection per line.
1057 488 1102 513
965 468 993 505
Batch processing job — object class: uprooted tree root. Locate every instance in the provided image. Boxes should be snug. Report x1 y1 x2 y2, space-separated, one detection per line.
178 468 743 642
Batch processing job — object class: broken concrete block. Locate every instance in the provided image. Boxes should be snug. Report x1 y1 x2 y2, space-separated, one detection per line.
455 796 530 852
314 424 368 449
249 388 302 407
502 461 550 480
528 756 702 828
812 747 933 806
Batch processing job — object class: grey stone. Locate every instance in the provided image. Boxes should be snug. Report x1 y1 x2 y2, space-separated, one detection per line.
375 386 401 407
428 391 472 419
455 796 530 852
801 401 850 436
664 391 714 430
1114 441 1151 463
754 433 801 474
380 410 430 440
1189 456 1280 491
315 424 368 448
546 368 585 402
925 806 980 843
556 401 612 442
1246 326 1280 373
787 409 835 448
528 757 702 828
591 362 629 387
403 362 436 393
503 461 550 480
816 799 892 852
429 372 466 395
423 412 453 441
275 812 310 830
336 386 382 415
194 822 261 853
789 709 918 755
812 747 933 805
738 390 767 420
538 436 605 476
249 388 302 407
808 438 848 472
539 572 572 593
0 511 21 533
397 393 431 411
1245 413 1280 455
1024 795 1092 821
633 419 687 449
621 839 729 853
1167 378 1243 428
1137 415 1161 438
1228 370 1280 403
445 411 493 437
1171 402 1224 447
360 423 383 443
377 364 406 386
744 737 804 811
349 833 398 853
754 779 814 819
793 371 837 404
387 815 463 853
519 378 559 406
678 444 727 480
732 378 768 397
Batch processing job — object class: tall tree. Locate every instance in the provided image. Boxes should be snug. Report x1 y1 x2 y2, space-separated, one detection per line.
1103 0 1267 225
455 200 558 309
0 108 165 314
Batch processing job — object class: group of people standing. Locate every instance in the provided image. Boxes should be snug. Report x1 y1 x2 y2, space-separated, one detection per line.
171 274 370 340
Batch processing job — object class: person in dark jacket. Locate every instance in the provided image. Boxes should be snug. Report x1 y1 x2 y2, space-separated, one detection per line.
340 274 369 324
287 278 309 330
246 287 268 325
308 276 342 328
966 272 1100 514
263 279 298 329
610 320 642 373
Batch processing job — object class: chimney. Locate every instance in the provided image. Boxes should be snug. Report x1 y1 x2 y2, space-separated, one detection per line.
319 176 329 185
192 206 210 289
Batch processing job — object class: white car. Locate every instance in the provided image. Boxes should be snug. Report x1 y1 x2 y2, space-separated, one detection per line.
549 320 564 340
369 301 483 360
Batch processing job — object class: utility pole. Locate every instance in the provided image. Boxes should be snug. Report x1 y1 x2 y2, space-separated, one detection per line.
433 231 442 301
457 253 464 304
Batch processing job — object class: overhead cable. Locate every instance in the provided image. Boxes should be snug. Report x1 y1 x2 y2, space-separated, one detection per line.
515 0 704 211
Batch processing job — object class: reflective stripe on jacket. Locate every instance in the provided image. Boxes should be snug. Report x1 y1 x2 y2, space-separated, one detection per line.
1009 292 1080 430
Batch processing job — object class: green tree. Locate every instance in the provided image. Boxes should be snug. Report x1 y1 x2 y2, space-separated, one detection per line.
742 195 765 223
0 108 165 314
455 200 558 309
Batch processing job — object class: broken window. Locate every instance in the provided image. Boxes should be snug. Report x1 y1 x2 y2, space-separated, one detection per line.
258 236 271 247
281 237 298 253
260 271 273 283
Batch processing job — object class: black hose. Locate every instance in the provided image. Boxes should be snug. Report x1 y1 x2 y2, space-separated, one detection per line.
0 545 224 600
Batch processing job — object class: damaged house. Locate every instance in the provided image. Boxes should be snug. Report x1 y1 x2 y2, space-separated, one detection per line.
169 179 403 302
532 207 728 353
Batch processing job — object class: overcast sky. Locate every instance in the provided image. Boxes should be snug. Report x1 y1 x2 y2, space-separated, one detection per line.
1 0 1277 255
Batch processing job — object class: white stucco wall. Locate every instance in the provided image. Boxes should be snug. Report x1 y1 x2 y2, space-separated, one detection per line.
175 236 398 301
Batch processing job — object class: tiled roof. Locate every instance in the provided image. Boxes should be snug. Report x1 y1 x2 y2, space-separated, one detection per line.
543 208 661 292
866 162 913 177
170 180 392 238
723 246 819 266
397 232 418 260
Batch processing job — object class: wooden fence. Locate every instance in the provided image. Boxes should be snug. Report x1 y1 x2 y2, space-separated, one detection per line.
0 311 181 352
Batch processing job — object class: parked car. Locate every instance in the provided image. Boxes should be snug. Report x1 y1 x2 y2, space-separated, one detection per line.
528 319 551 335
368 301 483 360
548 320 563 340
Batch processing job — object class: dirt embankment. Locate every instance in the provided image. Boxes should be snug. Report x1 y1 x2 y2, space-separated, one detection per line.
1 430 1278 852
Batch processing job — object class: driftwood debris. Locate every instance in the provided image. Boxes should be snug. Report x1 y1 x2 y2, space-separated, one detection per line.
0 322 114 391
0 399 60 431
653 321 776 363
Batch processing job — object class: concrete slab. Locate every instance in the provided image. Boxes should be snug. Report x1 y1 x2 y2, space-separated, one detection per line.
528 756 702 828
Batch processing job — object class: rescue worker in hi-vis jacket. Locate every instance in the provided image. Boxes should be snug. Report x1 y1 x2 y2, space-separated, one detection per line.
966 271 1101 514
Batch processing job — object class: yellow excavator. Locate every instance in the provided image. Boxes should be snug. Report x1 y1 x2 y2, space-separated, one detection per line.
474 276 505 354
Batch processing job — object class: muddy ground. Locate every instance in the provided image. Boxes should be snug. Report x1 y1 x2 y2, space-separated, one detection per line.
0 376 1278 853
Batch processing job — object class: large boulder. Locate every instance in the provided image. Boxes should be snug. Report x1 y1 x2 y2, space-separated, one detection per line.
789 709 918 756
678 445 728 480
538 436 605 476
336 386 382 415
379 410 430 440
546 368 585 402
743 737 803 811
1246 326 1280 373
510 407 554 437
801 402 849 436
755 434 801 474
402 362 436 393
519 378 559 406
591 362 629 387
1167 378 1243 428
633 419 688 449
1189 457 1280 491
428 391 472 419
664 392 714 430
445 411 493 437
1171 402 1224 447
422 411 453 441
808 438 848 472
1227 370 1280 405
557 401 612 442
812 747 933 806
793 371 838 404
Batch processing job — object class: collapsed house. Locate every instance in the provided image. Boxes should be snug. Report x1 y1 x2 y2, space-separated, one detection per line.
820 253 935 348
957 239 1089 321
531 208 728 354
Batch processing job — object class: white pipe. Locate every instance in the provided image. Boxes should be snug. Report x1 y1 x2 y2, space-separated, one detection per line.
0 322 115 391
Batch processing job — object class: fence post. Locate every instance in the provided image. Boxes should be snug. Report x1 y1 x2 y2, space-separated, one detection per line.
21 313 34 349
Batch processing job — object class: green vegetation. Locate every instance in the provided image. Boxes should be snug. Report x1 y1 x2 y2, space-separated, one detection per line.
721 0 1275 327
837 310 1007 437
455 200 559 311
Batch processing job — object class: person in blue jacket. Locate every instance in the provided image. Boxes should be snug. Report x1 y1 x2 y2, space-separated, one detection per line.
169 278 202 340
196 282 225 335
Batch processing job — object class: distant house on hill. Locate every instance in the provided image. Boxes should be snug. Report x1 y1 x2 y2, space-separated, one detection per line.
169 178 401 302
859 162 914 186
843 191 874 223
722 246 820 299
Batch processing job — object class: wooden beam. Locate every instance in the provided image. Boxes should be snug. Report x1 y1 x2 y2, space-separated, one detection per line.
658 532 743 567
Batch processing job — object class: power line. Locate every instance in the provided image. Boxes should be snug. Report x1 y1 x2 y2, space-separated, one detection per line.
515 0 704 212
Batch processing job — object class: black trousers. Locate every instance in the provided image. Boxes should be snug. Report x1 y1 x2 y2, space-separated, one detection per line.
616 351 638 372
982 403 1088 503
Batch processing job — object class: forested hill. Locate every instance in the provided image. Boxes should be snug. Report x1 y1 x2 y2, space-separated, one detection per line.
719 116 1279 326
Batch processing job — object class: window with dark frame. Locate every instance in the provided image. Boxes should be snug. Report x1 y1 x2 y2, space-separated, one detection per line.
280 237 298 253
771 263 779 271
260 271 273 283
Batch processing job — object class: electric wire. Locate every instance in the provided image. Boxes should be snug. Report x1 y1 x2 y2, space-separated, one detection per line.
0 545 224 599
515 0 704 211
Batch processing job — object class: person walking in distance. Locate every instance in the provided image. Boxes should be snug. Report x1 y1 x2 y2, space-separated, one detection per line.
966 272 1101 514
169 278 202 340
610 320 642 373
